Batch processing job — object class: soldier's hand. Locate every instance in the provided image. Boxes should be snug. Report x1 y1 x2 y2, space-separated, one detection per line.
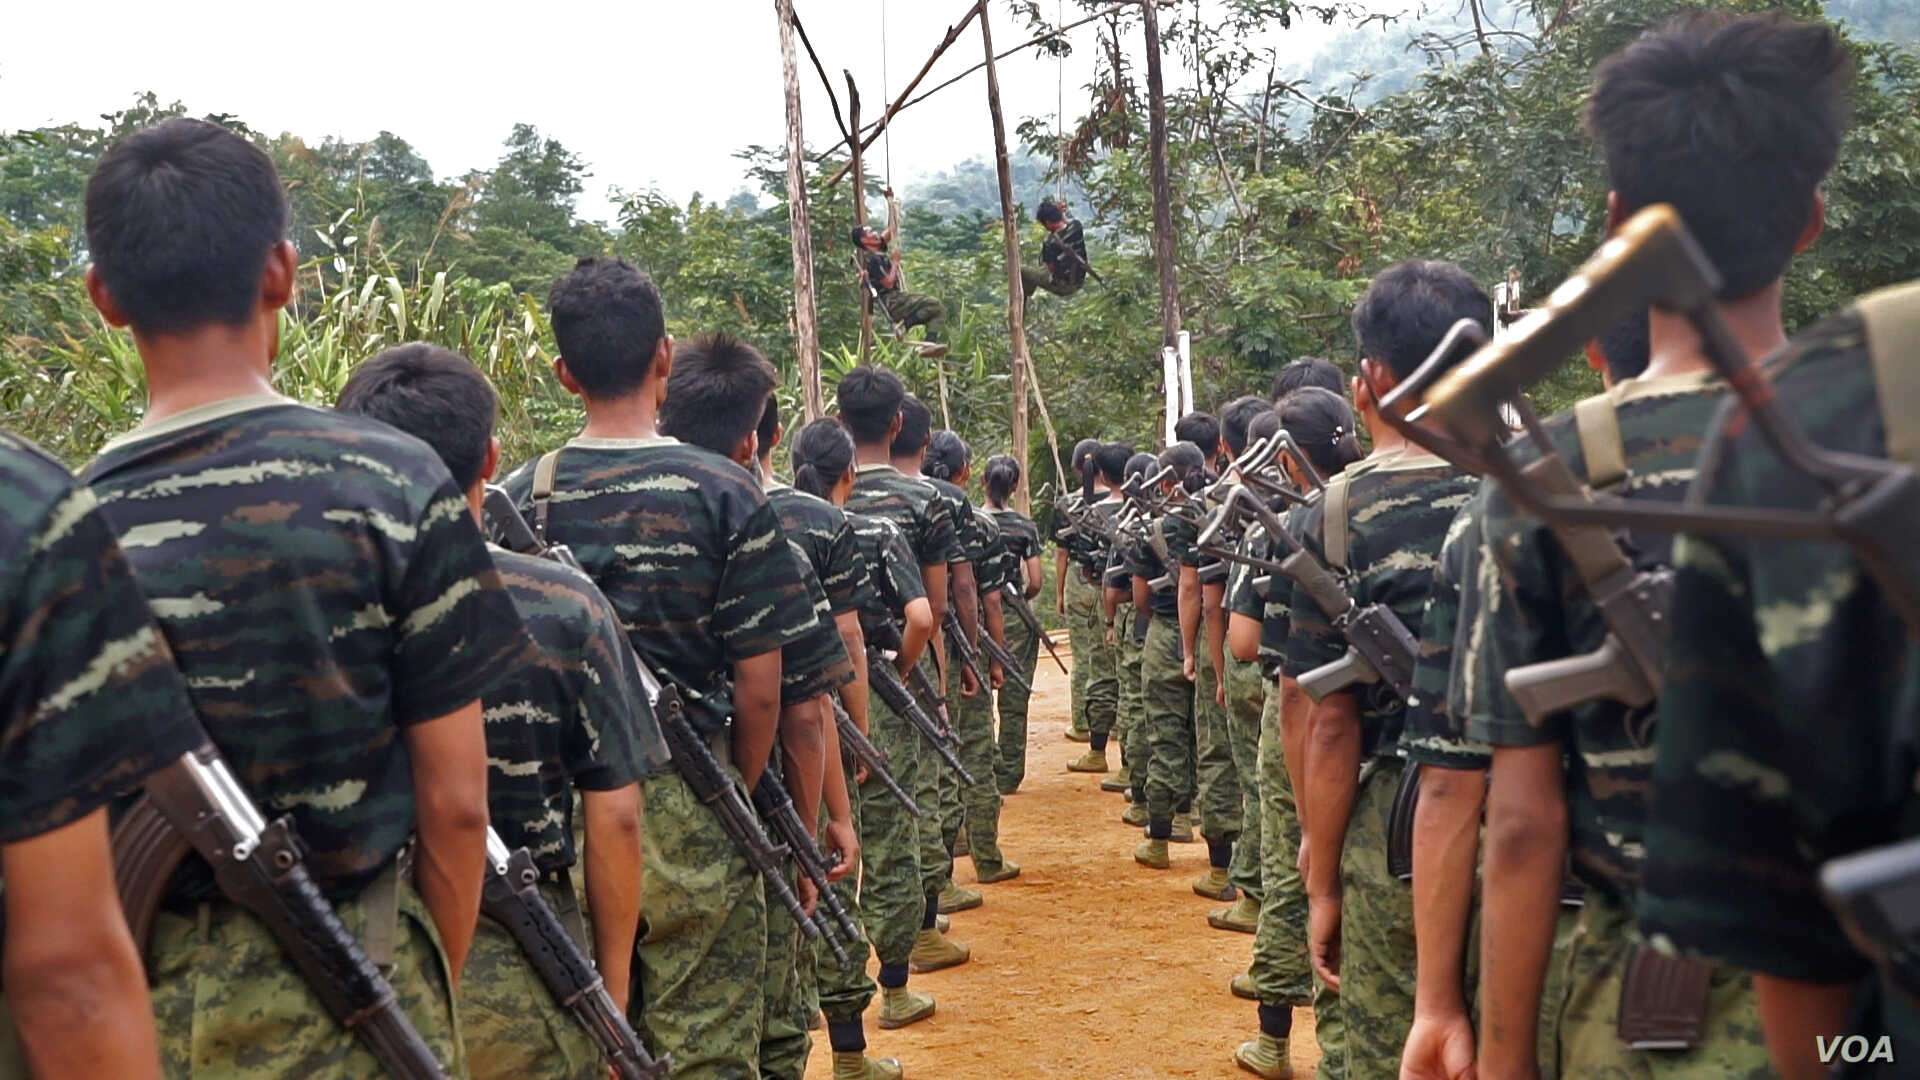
855 760 871 784
990 662 1006 690
1308 891 1343 991
1296 834 1311 877
796 871 820 917
1400 1009 1478 1080
1183 653 1197 682
1214 681 1227 707
1104 626 1116 646
961 666 981 698
824 819 860 883
1055 592 1066 617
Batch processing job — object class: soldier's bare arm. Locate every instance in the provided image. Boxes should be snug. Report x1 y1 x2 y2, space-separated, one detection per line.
1178 564 1203 680
2 809 162 1079
780 694 829 827
403 699 491 981
899 597 935 675
834 610 871 735
1479 743 1567 1080
1228 611 1261 664
732 649 784 792
818 713 860 881
1303 690 1363 988
582 782 643 1013
1753 975 1857 1080
1054 548 1070 615
1403 766 1486 1080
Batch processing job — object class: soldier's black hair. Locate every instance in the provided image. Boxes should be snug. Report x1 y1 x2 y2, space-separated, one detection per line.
548 256 667 399
1589 12 1852 299
850 225 870 246
84 118 288 336
891 395 933 458
1085 441 1134 499
1071 437 1101 475
1221 395 1273 456
1159 441 1214 494
1174 411 1221 463
836 365 906 445
924 430 971 482
1600 309 1651 381
1123 451 1157 481
756 395 782 460
1036 199 1065 225
658 332 778 459
1352 260 1493 381
1278 387 1363 477
793 417 857 500
1270 356 1345 402
335 343 497 490
1247 407 1283 445
983 454 1021 508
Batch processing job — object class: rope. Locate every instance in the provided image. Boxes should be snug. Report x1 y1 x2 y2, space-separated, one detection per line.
880 0 893 187
1055 0 1065 202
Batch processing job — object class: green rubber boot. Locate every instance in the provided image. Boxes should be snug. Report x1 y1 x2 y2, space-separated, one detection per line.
1234 1033 1292 1079
1230 973 1258 1000
976 859 1021 884
1099 776 1131 793
1193 867 1235 901
1169 812 1196 843
909 928 971 973
1208 894 1261 933
1134 838 1170 869
1066 749 1108 773
936 882 982 913
877 986 937 1029
833 1052 905 1080
1121 802 1149 827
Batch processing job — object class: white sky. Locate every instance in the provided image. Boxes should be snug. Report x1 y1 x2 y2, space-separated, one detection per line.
1 0 1401 223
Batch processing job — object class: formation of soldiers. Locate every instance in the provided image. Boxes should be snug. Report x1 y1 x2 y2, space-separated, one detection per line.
1050 11 1920 1080
4 9 1920 1080
0 110 1048 1080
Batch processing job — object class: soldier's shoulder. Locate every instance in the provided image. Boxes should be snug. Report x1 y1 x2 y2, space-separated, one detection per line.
1766 307 1879 444
0 429 83 544
491 545 619 645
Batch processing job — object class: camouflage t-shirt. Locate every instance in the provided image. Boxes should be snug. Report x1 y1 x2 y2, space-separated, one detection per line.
1122 516 1178 619
781 540 856 707
1283 451 1475 760
1639 309 1920 1030
1401 498 1493 771
486 546 669 870
499 436 816 737
968 505 1010 594
926 477 987 569
84 397 530 895
1258 502 1316 679
1462 372 1723 898
848 464 962 573
769 483 877 616
0 430 202 845
847 511 926 646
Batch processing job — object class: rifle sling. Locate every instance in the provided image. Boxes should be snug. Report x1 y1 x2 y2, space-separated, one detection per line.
531 449 563 546
1860 280 1920 472
1574 393 1629 491
1322 471 1352 572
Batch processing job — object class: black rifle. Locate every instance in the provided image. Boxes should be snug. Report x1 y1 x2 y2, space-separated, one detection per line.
828 694 920 816
868 648 977 786
975 626 1034 695
481 830 669 1079
750 772 858 962
941 608 990 695
112 743 448 1079
906 659 951 727
1821 836 1920 1009
1000 582 1069 675
484 487 821 950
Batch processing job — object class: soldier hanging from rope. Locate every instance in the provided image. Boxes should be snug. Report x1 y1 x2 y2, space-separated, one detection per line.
1022 197 1093 301
853 187 949 358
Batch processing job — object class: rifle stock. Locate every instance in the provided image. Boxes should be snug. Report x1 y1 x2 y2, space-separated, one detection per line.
829 695 919 815
869 650 976 785
977 630 1034 694
1001 582 1069 675
941 608 989 693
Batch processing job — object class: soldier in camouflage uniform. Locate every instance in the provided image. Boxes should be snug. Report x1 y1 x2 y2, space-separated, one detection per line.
1283 261 1489 1080
500 259 818 1079
1128 445 1206 870
840 367 970 1018
982 453 1045 794
337 345 671 1080
1108 450 1157 826
0 427 204 1078
925 430 1022 885
78 120 533 1079
1065 442 1129 775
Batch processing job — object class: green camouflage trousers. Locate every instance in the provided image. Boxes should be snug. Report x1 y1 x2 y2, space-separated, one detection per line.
1314 976 1346 1080
1337 757 1418 1080
994 613 1040 792
1194 641 1240 845
146 878 466 1078
1250 683 1312 1008
1141 615 1199 824
1070 573 1117 737
1115 602 1148 795
919 653 956 898
1546 888 1770 1079
1021 264 1085 300
463 881 603 1080
877 290 946 340
634 764 769 1080
948 633 1008 875
760 888 810 1080
822 694 922 1002
1224 655 1266 900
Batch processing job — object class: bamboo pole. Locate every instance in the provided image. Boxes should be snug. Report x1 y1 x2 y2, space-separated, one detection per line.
1142 0 1182 354
847 73 874 363
776 0 824 420
980 3 1034 515
823 1 984 189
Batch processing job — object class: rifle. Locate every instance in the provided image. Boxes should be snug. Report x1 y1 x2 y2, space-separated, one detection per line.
112 743 448 1079
868 647 977 786
749 772 860 962
828 694 921 816
481 829 669 1079
941 608 991 695
484 487 823 951
975 626 1034 695
1820 836 1920 1009
1000 581 1069 675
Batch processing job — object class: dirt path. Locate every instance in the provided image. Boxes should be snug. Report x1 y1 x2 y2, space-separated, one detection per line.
805 637 1321 1079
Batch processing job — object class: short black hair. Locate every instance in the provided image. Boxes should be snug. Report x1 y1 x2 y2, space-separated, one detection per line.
1278 387 1363 478
548 256 667 399
983 453 1021 506
1248 407 1283 445
1589 13 1851 298
836 365 906 445
757 395 782 460
1271 356 1346 402
335 343 497 490
1123 451 1158 482
793 417 856 499
659 332 778 458
1173 411 1221 461
924 430 970 482
1036 199 1065 224
850 225 876 246
1086 441 1133 498
1352 260 1493 381
84 118 288 336
891 395 933 458
1221 395 1272 456
1599 309 1651 381
1159 441 1213 493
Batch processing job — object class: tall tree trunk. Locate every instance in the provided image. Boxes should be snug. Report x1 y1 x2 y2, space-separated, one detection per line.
847 73 874 363
776 0 823 420
1142 0 1181 357
981 1 1034 514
